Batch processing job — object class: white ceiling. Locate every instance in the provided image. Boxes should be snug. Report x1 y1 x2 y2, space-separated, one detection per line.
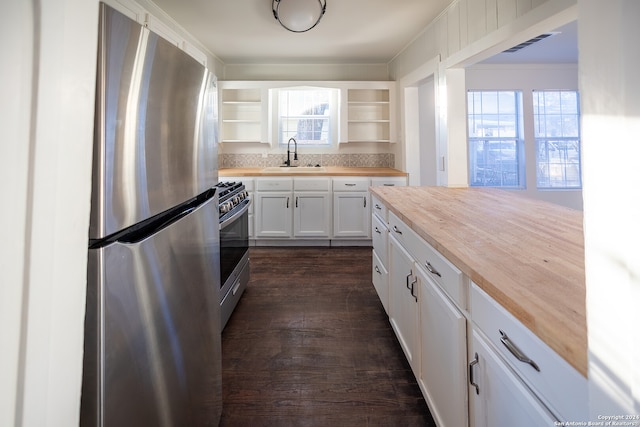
151 0 456 64
150 0 577 66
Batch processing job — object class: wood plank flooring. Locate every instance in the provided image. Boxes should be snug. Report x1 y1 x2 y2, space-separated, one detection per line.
220 247 436 426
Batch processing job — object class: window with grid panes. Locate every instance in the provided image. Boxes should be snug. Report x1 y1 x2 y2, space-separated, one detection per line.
277 88 338 147
467 91 525 188
533 90 582 189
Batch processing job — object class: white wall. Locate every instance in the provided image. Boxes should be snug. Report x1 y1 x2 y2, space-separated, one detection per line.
580 0 640 418
391 0 578 188
0 1 99 426
222 63 391 81
105 0 225 76
418 79 438 186
466 63 583 210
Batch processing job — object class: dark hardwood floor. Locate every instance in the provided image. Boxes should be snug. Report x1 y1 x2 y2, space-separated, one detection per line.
220 246 436 427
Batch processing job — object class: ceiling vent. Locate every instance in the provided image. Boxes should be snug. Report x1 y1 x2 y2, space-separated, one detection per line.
503 33 558 53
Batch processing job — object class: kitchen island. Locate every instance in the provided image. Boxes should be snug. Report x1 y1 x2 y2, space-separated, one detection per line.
370 186 588 425
370 185 586 376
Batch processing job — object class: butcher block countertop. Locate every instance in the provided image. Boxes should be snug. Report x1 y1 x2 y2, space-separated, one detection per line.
370 186 587 377
219 167 407 177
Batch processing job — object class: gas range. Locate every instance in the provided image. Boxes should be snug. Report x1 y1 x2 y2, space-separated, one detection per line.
216 181 249 223
215 180 251 330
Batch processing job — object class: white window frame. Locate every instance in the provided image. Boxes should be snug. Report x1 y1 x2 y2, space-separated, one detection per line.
274 86 339 147
467 90 525 188
533 90 582 190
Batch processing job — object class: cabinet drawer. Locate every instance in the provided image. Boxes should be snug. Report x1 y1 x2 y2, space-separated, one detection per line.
294 177 330 191
256 177 293 191
371 194 388 222
470 282 588 422
388 211 466 310
370 176 407 187
371 214 389 267
241 178 255 192
332 177 370 192
372 249 389 314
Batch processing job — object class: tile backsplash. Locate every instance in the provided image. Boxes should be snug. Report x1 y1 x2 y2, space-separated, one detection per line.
220 153 395 169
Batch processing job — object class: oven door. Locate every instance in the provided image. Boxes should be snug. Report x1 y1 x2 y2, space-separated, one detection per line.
219 199 250 300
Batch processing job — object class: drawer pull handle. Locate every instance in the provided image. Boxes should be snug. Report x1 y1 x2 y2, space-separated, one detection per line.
232 280 242 296
409 276 418 302
469 352 480 395
345 183 357 187
499 330 541 372
425 261 441 277
375 265 382 275
375 227 381 234
375 204 382 210
383 183 395 186
393 226 402 235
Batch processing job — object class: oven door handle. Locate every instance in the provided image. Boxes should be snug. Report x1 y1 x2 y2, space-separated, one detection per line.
219 199 251 230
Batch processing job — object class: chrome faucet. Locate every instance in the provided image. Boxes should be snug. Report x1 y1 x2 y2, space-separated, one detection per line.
284 137 298 167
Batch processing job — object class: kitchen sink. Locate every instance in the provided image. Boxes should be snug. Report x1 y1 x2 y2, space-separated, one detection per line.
262 166 326 173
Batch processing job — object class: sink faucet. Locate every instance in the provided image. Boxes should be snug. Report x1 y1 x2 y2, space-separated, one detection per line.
285 137 298 167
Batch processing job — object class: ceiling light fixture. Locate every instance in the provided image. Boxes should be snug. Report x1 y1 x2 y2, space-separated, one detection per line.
272 0 327 33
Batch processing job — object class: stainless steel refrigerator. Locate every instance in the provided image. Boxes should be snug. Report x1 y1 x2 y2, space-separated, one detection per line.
81 4 222 426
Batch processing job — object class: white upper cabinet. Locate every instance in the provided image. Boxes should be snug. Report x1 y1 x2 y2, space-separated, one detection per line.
341 83 396 143
218 81 396 145
219 82 270 144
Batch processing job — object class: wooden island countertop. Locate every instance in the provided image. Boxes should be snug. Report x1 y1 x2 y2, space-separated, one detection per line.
219 166 407 177
369 186 587 377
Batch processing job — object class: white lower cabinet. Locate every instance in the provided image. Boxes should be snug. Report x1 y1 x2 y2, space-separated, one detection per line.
332 178 370 239
417 265 468 427
469 329 557 427
254 191 292 238
371 212 390 313
388 234 420 374
371 250 389 314
255 177 331 239
293 192 331 237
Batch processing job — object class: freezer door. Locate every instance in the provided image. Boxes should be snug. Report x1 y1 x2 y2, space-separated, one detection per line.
81 195 222 426
90 4 218 239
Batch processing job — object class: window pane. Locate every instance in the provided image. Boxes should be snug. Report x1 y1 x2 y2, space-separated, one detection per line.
467 91 523 188
469 139 520 187
279 89 333 146
534 90 581 189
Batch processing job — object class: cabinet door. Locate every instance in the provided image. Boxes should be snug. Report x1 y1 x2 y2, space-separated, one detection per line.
371 214 389 266
388 235 420 374
254 192 292 238
469 329 558 427
372 249 389 314
418 266 468 427
332 192 370 238
293 192 330 238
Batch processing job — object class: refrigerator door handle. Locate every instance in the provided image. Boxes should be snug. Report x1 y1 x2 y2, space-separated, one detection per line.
89 188 217 249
